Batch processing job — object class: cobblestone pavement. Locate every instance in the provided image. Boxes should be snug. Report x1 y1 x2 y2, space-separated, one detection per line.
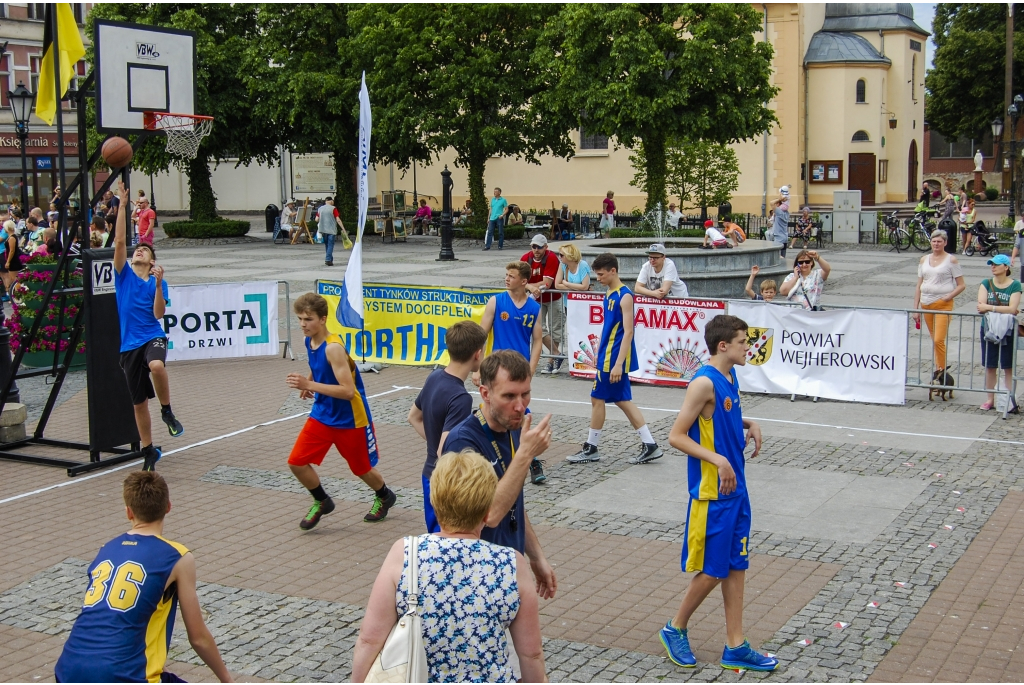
2 240 1024 682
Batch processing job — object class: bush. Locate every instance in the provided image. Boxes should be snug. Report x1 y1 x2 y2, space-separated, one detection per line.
459 226 525 240
163 219 250 239
985 186 999 201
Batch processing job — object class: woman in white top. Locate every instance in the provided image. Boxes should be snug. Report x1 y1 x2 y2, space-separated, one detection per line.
779 249 831 309
912 232 965 375
353 450 546 683
554 243 591 291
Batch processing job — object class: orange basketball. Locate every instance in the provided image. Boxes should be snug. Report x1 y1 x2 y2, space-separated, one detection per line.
101 136 133 168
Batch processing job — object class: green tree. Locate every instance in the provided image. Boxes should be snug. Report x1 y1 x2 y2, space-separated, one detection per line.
244 4 361 226
631 140 740 219
537 3 776 213
87 4 279 221
349 4 576 227
925 4 1024 140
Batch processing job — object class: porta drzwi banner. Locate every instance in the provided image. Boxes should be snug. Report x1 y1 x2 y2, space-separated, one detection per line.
565 292 726 387
162 281 279 361
729 300 907 404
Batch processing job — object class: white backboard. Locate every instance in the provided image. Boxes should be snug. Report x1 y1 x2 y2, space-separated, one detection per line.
95 20 196 133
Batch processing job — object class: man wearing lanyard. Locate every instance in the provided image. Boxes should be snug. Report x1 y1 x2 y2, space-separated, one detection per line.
443 349 558 599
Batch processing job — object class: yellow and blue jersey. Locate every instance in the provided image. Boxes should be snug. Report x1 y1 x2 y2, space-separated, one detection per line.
307 335 373 429
55 533 188 683
686 365 747 500
490 291 540 359
598 285 639 373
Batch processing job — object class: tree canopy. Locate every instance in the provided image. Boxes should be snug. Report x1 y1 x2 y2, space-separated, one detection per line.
87 3 278 221
631 140 740 219
349 3 576 226
537 3 777 212
926 4 1024 140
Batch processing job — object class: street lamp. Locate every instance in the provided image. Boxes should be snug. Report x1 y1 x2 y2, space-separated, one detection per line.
1006 101 1022 223
7 82 34 213
437 165 455 261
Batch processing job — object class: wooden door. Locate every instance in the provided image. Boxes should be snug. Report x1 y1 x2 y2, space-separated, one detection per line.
848 153 876 205
907 140 919 201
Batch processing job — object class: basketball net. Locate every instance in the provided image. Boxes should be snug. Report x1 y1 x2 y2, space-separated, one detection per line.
143 112 214 160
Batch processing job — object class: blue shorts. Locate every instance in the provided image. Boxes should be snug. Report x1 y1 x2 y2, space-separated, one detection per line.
681 494 751 578
422 474 440 534
591 370 632 403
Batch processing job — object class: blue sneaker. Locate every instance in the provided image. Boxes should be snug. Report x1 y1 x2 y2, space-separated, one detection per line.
721 640 778 671
659 621 696 667
142 445 162 472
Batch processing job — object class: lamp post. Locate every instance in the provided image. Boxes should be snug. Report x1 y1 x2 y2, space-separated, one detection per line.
437 165 455 261
7 82 34 212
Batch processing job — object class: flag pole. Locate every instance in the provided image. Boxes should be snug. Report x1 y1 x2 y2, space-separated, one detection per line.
50 4 67 246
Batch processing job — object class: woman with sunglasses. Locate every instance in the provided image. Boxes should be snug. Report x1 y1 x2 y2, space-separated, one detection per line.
779 250 831 310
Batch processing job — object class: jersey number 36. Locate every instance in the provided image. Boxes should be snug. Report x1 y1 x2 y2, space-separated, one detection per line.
83 560 147 612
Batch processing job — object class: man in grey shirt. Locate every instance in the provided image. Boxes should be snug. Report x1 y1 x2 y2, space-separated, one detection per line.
316 196 343 266
770 185 791 258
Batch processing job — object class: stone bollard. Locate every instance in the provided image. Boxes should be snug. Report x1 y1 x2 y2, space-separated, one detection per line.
0 402 27 443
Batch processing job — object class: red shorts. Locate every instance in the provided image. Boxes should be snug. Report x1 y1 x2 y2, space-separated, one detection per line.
287 417 379 475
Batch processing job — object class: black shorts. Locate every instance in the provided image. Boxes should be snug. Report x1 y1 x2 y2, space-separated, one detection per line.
119 338 167 405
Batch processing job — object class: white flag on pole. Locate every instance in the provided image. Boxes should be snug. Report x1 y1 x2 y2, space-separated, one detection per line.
337 72 371 329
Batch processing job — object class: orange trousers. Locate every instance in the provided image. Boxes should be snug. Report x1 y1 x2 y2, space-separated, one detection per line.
922 299 954 370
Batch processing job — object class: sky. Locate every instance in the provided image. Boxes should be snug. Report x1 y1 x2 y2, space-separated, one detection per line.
911 3 936 69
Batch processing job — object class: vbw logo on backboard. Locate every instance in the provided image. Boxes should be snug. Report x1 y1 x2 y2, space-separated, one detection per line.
136 43 160 59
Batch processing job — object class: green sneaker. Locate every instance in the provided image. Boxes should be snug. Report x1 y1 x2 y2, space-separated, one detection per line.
300 497 335 530
364 490 397 522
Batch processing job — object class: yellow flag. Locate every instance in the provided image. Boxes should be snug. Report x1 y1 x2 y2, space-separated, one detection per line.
35 4 86 126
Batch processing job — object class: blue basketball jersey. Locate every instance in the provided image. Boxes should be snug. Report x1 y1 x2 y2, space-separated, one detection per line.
490 291 540 359
307 335 373 429
55 533 189 683
597 285 639 373
686 365 747 500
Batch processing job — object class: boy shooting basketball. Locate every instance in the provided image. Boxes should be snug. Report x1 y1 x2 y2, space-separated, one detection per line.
285 293 396 530
55 471 232 683
658 315 777 672
113 180 183 472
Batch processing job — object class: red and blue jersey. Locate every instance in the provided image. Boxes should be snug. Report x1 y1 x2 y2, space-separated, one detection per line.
55 533 188 683
307 335 373 429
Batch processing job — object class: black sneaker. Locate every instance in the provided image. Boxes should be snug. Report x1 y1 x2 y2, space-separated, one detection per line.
529 458 547 484
364 490 397 522
300 497 336 530
630 443 664 464
161 410 184 438
567 442 601 464
142 445 162 472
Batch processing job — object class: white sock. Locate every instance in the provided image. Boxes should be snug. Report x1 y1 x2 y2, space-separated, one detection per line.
637 425 654 444
587 429 602 446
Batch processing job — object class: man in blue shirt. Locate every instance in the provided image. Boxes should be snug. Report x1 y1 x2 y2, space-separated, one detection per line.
444 349 557 599
112 181 183 472
483 187 509 251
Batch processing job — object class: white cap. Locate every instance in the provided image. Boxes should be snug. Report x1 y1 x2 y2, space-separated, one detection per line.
779 185 791 196
531 234 548 247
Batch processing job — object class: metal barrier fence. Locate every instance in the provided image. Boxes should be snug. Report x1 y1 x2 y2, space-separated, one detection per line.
535 292 1020 416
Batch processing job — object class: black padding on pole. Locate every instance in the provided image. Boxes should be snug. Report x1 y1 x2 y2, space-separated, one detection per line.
83 248 140 451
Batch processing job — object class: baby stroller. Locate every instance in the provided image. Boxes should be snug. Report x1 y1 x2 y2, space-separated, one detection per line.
964 222 1000 257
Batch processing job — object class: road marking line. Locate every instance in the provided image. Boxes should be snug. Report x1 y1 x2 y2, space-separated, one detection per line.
0 386 415 506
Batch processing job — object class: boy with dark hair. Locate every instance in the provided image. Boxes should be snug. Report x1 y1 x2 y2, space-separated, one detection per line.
568 252 662 465
55 471 233 683
658 314 777 672
285 293 396 530
408 319 488 532
112 180 183 473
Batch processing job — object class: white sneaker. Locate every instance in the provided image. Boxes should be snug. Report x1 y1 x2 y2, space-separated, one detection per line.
567 443 601 464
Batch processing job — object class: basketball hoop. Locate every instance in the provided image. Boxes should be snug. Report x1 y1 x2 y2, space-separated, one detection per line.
143 112 214 160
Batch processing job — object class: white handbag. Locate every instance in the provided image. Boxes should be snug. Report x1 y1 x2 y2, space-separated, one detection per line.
365 536 430 683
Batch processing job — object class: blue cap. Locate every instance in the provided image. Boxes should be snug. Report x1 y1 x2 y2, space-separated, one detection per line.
987 254 1011 266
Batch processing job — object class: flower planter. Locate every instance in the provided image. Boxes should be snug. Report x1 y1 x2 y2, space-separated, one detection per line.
19 349 86 369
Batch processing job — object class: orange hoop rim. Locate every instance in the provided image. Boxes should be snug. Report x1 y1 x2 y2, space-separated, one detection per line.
143 111 215 130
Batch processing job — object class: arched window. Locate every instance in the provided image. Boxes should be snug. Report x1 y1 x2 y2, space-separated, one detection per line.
852 130 870 142
856 78 866 103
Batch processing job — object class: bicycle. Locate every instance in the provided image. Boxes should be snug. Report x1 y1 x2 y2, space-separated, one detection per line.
905 209 936 252
883 211 910 252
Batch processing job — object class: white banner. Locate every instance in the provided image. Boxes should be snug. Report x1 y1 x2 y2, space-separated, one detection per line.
162 281 279 361
729 301 907 404
565 292 726 386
